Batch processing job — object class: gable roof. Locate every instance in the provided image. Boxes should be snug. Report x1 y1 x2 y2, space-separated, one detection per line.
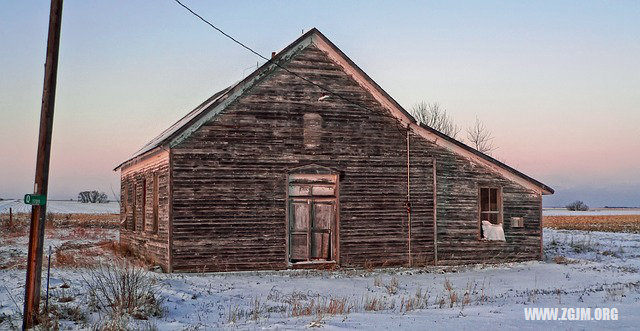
115 28 553 195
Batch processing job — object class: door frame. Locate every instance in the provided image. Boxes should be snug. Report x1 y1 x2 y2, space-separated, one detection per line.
285 164 340 266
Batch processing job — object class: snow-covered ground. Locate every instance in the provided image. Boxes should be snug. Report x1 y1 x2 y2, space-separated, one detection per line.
1 228 639 330
0 200 119 214
543 208 640 216
0 217 119 271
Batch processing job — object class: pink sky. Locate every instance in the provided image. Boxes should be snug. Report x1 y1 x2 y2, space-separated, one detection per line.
1 1 639 207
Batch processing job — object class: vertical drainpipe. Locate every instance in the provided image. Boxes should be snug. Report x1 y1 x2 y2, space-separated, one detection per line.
406 126 412 267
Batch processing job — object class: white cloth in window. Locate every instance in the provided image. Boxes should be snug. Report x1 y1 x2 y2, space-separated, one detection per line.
482 221 505 241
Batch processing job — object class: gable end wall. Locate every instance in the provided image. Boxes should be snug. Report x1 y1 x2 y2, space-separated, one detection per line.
166 44 543 272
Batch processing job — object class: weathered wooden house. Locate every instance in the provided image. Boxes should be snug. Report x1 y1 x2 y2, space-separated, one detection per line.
114 29 553 272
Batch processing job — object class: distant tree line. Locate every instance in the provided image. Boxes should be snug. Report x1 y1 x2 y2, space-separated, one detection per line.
77 190 109 203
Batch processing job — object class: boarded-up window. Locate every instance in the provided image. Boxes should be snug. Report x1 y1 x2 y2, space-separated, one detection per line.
141 178 147 232
303 113 322 148
153 173 159 233
132 183 137 231
511 217 524 228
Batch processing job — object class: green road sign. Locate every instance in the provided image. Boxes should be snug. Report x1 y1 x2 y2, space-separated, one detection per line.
24 194 47 206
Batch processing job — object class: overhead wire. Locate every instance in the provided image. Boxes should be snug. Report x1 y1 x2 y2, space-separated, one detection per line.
172 0 391 115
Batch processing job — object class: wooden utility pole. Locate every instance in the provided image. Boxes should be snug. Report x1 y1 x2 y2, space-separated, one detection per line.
23 0 63 329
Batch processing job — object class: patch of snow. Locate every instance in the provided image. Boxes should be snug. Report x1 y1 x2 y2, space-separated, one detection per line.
0 200 119 214
2 228 640 329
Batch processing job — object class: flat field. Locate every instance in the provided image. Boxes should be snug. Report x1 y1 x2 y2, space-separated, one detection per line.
544 214 640 233
0 200 119 214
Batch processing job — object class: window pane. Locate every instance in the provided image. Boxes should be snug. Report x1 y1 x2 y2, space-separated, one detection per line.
311 233 330 260
290 234 308 261
313 203 333 230
481 188 489 212
490 188 498 211
291 201 310 231
311 185 334 196
289 185 310 196
489 213 499 224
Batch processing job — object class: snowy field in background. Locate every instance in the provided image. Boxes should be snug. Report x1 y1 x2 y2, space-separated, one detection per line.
543 208 640 216
0 200 119 214
2 200 640 217
2 228 640 330
2 201 639 216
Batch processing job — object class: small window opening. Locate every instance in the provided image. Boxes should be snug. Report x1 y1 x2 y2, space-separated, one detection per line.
141 178 147 232
479 187 504 241
132 183 137 231
153 173 159 233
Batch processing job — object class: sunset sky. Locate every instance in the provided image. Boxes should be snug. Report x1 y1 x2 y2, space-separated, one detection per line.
1 1 639 207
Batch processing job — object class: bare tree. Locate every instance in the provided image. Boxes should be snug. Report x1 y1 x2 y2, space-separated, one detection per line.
466 117 497 154
77 190 109 203
566 200 589 211
410 102 460 139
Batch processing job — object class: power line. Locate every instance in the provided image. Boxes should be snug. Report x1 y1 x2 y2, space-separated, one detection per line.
172 0 379 113
174 0 269 62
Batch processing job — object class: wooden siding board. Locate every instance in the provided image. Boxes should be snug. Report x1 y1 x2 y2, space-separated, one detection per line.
170 45 412 271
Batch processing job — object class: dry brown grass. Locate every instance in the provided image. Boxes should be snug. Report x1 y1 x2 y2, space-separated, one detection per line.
1 213 119 236
55 249 79 267
1 213 120 269
543 215 640 233
552 256 578 265
289 297 352 318
102 240 134 258
54 241 112 268
0 256 27 270
83 259 164 320
0 213 29 238
364 296 393 311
